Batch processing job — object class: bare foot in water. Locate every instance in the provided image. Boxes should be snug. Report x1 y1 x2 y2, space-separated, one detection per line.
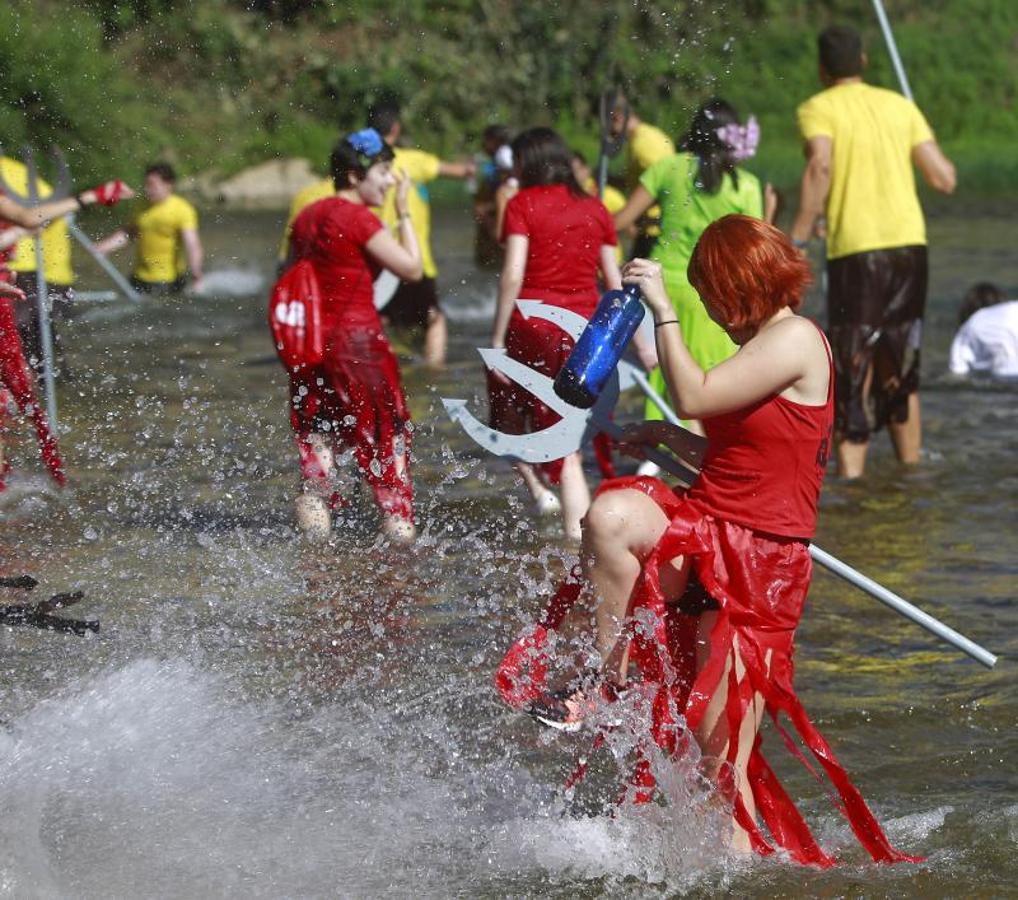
295 493 331 541
381 515 417 544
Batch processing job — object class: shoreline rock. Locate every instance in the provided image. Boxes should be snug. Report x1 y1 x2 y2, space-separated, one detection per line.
179 158 322 209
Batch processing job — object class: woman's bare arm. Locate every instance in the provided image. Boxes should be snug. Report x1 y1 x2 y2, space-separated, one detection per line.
0 193 85 230
599 244 622 291
612 184 655 233
365 171 422 281
625 259 822 418
491 234 527 347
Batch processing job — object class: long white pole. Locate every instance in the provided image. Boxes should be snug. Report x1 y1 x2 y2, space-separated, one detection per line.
25 154 59 428
871 0 914 99
66 218 142 303
627 374 997 668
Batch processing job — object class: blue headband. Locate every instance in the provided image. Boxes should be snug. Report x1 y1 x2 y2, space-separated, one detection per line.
347 128 384 159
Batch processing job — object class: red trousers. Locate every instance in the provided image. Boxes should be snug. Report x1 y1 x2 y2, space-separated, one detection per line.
288 324 413 522
0 295 64 489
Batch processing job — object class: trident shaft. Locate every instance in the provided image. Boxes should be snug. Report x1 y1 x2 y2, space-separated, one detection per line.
442 300 997 668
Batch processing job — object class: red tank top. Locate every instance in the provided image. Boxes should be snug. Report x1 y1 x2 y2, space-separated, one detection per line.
687 324 834 539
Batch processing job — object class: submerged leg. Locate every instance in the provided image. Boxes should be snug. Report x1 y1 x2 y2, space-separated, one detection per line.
691 617 771 853
558 452 591 542
423 307 448 370
888 391 921 464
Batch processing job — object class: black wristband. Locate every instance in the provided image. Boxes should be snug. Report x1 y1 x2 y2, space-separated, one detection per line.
654 319 679 329
74 193 86 210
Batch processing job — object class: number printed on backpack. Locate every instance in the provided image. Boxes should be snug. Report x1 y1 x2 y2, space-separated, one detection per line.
274 300 307 329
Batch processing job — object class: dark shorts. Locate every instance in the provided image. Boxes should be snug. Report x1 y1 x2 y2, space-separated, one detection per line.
827 245 928 443
629 230 658 261
673 571 721 615
381 276 442 330
131 275 188 295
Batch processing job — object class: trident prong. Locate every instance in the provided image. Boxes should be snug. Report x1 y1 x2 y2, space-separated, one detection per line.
0 144 73 206
441 299 692 482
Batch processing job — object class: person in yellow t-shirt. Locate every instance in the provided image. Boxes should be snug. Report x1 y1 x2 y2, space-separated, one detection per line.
369 101 475 369
96 163 204 294
570 149 627 265
277 176 334 265
605 90 675 259
790 25 956 479
0 156 76 374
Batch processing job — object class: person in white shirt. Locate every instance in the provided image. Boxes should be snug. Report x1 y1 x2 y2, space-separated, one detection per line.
949 282 1018 380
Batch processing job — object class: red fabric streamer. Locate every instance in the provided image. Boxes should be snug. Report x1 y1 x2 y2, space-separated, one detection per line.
495 475 921 867
0 297 65 487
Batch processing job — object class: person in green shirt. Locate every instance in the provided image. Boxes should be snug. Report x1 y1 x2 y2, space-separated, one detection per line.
615 99 773 445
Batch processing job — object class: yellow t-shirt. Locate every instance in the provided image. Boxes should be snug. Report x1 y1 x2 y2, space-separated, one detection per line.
380 147 442 279
278 177 334 261
797 82 934 259
583 176 626 262
626 122 675 238
0 157 75 285
132 194 199 283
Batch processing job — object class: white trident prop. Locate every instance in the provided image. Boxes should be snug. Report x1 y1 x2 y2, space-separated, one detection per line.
442 300 997 669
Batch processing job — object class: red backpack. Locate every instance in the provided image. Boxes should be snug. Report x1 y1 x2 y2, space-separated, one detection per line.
268 259 323 371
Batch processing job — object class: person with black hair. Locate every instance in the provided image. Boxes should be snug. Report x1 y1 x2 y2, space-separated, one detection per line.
473 123 514 267
949 282 1018 379
488 126 622 540
96 162 204 294
790 24 956 478
368 100 475 369
613 99 772 443
283 129 422 543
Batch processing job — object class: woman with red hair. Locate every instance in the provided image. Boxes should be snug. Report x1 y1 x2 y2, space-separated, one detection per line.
498 215 917 865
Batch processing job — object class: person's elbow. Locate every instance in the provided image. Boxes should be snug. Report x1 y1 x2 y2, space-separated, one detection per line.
805 156 831 185
396 257 423 282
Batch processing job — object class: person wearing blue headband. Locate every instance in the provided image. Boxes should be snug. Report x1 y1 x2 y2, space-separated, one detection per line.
281 128 423 543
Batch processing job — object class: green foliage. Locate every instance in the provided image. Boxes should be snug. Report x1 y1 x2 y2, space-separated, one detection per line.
1 0 1015 192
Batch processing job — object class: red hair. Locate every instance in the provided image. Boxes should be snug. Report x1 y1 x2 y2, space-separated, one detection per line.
687 214 812 330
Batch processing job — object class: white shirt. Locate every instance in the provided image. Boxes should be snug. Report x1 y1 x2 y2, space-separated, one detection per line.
949 301 1018 379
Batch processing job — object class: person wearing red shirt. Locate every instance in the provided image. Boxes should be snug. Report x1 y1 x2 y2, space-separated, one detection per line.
489 127 628 541
497 216 918 866
284 130 422 543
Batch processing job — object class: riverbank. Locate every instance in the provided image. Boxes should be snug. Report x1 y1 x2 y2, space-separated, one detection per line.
4 1 1017 197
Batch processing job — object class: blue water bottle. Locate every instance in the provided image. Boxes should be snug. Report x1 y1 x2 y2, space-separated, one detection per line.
554 284 646 408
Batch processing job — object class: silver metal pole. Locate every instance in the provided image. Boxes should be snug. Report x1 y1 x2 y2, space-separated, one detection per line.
871 0 914 100
810 546 996 668
66 218 141 303
24 151 58 428
626 371 997 668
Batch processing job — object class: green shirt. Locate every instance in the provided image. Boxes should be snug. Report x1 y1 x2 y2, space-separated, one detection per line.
640 152 763 277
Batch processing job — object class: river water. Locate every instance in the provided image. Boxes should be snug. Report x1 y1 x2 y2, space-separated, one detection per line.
1 200 1014 897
